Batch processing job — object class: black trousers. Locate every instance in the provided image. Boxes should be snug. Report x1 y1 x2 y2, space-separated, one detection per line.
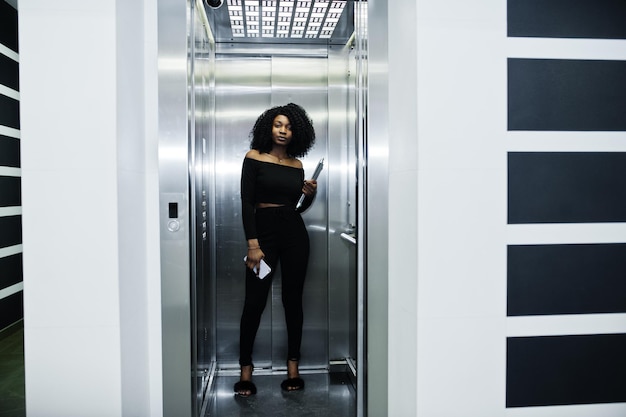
239 206 310 367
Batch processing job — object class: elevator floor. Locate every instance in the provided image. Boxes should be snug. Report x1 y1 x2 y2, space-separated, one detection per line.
207 372 356 417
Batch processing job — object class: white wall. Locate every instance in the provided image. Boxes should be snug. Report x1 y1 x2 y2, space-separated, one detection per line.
19 0 161 416
413 1 507 415
385 0 503 415
115 0 162 415
395 1 626 417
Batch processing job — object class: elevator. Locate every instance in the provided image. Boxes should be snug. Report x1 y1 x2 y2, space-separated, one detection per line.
158 1 369 416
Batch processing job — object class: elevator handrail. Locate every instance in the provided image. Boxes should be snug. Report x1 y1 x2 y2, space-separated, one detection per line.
340 232 357 245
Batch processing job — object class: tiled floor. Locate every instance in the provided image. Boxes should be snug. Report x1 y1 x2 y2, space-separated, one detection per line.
207 372 356 417
0 322 26 417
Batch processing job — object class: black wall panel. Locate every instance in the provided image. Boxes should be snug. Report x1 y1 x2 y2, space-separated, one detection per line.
0 135 20 167
507 334 626 407
506 0 626 412
0 94 19 130
0 292 23 330
0 1 18 53
0 176 21 207
508 152 626 224
508 0 626 39
0 215 21 248
1 0 22 330
0 253 22 289
508 244 626 316
508 59 626 131
0 53 19 90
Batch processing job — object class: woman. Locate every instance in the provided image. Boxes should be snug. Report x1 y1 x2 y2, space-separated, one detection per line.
235 103 318 397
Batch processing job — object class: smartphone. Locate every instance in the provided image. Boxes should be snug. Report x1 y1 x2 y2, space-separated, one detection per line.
243 257 272 279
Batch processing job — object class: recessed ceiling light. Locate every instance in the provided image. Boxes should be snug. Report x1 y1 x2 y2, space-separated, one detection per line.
227 0 347 39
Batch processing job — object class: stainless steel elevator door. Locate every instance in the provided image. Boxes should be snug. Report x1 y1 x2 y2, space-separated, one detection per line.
213 54 329 370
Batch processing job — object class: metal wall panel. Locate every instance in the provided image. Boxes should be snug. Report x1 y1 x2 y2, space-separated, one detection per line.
214 56 273 368
327 44 357 363
158 0 193 413
365 0 389 414
271 55 329 370
212 52 333 371
191 8 216 413
159 1 217 415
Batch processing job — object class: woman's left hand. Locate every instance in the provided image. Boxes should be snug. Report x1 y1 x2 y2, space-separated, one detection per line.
302 179 317 196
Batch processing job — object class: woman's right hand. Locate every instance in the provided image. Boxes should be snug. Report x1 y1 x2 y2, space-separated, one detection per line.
245 247 265 276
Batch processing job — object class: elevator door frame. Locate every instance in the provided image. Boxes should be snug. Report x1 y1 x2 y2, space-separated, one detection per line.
157 1 388 416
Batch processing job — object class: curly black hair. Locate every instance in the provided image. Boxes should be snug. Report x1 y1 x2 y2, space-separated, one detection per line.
250 103 315 158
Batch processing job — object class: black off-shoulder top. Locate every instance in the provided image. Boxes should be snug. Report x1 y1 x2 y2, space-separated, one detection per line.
240 157 313 239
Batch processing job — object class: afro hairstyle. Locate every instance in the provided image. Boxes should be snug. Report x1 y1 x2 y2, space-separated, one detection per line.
249 103 315 158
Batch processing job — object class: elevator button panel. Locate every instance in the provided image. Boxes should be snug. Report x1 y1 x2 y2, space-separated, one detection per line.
161 193 186 240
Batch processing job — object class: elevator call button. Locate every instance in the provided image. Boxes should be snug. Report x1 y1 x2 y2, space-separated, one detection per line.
167 220 180 232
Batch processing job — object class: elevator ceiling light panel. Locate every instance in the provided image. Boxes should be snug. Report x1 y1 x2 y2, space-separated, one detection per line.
227 0 347 39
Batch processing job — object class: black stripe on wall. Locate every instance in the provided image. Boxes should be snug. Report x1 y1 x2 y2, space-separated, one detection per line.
507 333 626 407
508 0 626 39
0 94 19 130
0 253 22 289
0 0 22 329
0 291 23 331
0 176 21 207
0 1 18 53
0 215 21 248
508 244 626 316
0 53 19 91
508 58 626 131
0 135 20 167
508 152 626 224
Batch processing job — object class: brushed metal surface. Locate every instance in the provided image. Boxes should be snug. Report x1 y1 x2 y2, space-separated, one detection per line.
328 43 357 365
159 1 218 415
270 55 329 371
362 1 388 415
211 53 332 371
214 56 273 367
159 3 374 415
158 0 193 415
190 4 217 414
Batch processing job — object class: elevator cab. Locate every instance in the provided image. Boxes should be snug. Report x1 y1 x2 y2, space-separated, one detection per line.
158 1 369 415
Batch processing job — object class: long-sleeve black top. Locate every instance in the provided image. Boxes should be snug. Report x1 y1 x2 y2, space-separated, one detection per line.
240 157 313 240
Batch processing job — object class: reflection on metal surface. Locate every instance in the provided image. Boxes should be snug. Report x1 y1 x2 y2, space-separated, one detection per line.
211 53 331 370
190 2 218 416
353 3 367 416
211 374 356 416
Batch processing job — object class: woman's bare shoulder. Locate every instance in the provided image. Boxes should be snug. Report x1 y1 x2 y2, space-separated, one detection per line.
245 149 262 160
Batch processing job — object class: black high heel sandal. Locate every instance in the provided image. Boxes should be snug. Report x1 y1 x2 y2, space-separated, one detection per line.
281 377 304 391
234 380 257 397
234 364 257 397
281 360 305 392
